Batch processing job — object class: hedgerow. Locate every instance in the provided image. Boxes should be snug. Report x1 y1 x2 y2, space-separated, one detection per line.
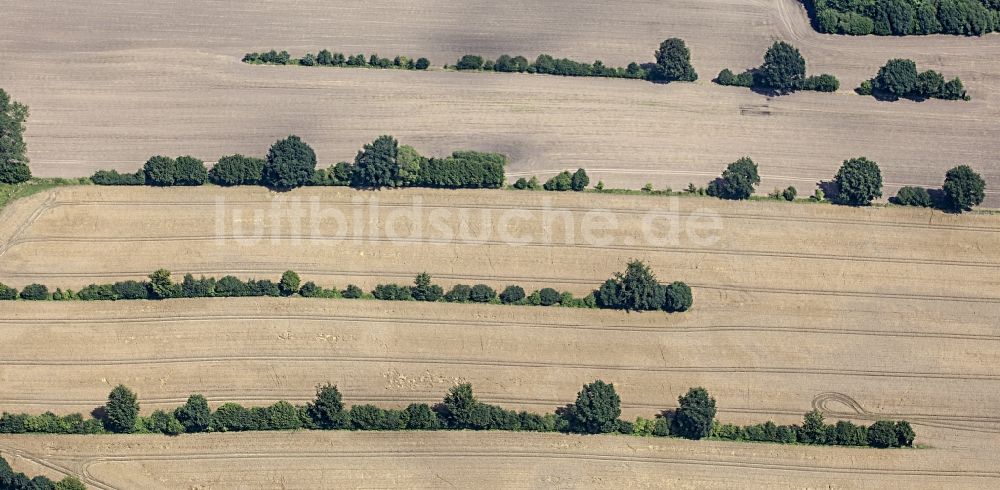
244 50 430 70
803 0 998 36
857 59 970 101
0 383 915 450
715 42 840 94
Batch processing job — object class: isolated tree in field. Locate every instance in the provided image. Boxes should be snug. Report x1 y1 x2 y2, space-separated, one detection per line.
352 135 399 188
873 59 919 97
664 281 693 312
174 394 212 433
279 270 300 296
834 157 883 206
571 168 590 191
568 380 622 434
104 385 139 433
755 42 806 92
174 155 208 185
143 155 178 186
263 135 317 189
672 387 716 439
942 165 985 212
0 89 31 184
707 157 759 200
307 383 346 429
653 38 698 82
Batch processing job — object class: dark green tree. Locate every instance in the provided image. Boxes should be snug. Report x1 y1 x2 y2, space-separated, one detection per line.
263 135 317 189
0 89 31 184
874 59 919 97
895 420 916 447
19 283 48 300
209 154 265 186
942 165 985 212
653 38 698 82
445 284 472 302
307 383 346 429
352 135 400 188
469 284 497 303
892 186 932 207
800 409 828 444
672 387 717 439
279 270 301 296
143 155 178 186
755 42 806 92
616 260 663 311
317 49 334 66
415 58 430 70
571 168 590 191
567 380 622 434
544 171 573 191
411 272 444 301
104 385 139 433
707 157 759 200
149 409 184 435
835 157 883 206
456 55 484 70
500 285 526 304
867 420 899 448
174 394 212 433
538 287 561 306
664 281 693 312
440 383 479 428
174 156 208 185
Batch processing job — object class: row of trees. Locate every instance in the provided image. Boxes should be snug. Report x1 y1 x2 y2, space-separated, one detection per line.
452 39 698 83
511 168 590 191
0 89 32 184
243 50 430 70
0 458 85 490
858 59 969 100
805 0 999 36
0 262 692 313
0 382 915 450
91 135 506 190
705 156 986 212
715 42 840 94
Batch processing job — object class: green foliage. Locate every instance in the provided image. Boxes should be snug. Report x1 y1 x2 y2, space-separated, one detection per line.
396 145 426 187
174 156 208 185
571 168 590 191
55 476 87 490
672 387 716 439
469 284 497 303
867 420 899 448
148 268 178 299
874 58 919 97
405 403 440 429
544 171 573 191
352 135 400 188
896 420 916 446
411 273 444 302
755 41 806 92
279 270 301 296
148 409 184 435
892 186 932 207
415 151 506 189
372 283 413 301
0 89 32 184
209 154 265 186
706 157 760 200
105 385 139 433
867 59 968 101
500 285 526 304
264 135 317 189
538 287 561 306
307 384 346 430
415 58 430 70
943 165 986 212
341 284 364 299
19 283 48 300
91 169 144 185
143 155 178 186
715 68 754 87
174 394 212 433
801 74 840 92
0 282 17 300
652 38 698 82
808 0 998 36
566 380 622 434
445 284 472 303
782 186 798 201
835 157 883 206
664 281 693 312
456 55 485 70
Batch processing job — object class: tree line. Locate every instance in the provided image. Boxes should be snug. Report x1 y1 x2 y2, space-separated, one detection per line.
0 459 85 490
91 135 506 190
715 41 840 94
0 261 694 313
804 0 999 36
243 49 430 71
704 155 986 212
858 59 969 101
0 382 914 450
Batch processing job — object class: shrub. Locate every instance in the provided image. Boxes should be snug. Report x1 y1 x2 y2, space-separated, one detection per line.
415 58 430 70
91 169 145 185
801 74 840 92
664 281 693 312
943 165 986 212
715 68 753 87
105 385 139 433
565 380 621 434
209 154 265 186
755 41 805 92
445 284 472 302
404 403 440 429
279 270 300 296
835 157 883 206
174 394 212 433
672 387 716 439
538 287 561 306
307 384 346 429
456 55 484 70
868 420 899 448
341 284 363 299
0 283 17 300
181 274 215 298
416 151 506 189
77 283 117 301
411 272 444 301
513 177 529 189
373 283 413 301
0 89 31 184
212 403 255 432
571 168 589 191
544 171 573 191
264 135 317 189
469 284 496 303
706 157 759 200
215 275 250 297
174 156 208 185
352 135 400 188
149 410 184 436
500 285 526 304
143 155 177 186
896 420 916 447
652 38 698 82
19 283 48 300
110 280 148 300
892 186 932 207
874 59 919 97
782 186 797 201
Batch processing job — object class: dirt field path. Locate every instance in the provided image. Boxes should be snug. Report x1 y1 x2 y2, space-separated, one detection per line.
1 0 997 204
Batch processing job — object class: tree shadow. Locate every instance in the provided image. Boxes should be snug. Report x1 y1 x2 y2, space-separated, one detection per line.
817 180 840 202
90 405 107 422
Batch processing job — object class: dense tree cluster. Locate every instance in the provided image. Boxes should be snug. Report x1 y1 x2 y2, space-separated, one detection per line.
805 0 999 36
541 168 589 191
715 42 840 94
137 155 208 186
890 165 986 213
0 89 32 184
244 50 429 70
0 457 86 490
714 409 916 448
857 59 969 100
595 260 694 312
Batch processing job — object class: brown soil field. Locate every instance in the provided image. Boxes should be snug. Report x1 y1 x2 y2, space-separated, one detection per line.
1 0 998 204
3 431 1000 490
1 187 999 487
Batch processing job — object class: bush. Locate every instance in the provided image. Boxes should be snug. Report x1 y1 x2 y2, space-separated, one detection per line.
209 154 265 186
445 284 472 302
279 270 300 296
263 135 317 189
943 165 986 212
91 169 144 185
404 403 440 429
782 186 797 201
215 276 250 297
416 151 506 189
867 420 899 448
77 283 117 301
652 38 698 82
456 55 485 70
892 186 932 207
411 273 444 301
801 74 840 92
415 58 430 70
874 59 919 97
105 385 139 433
571 168 589 191
143 155 177 186
352 135 400 188
500 285 526 304
538 287 561 306
341 284 363 299
174 394 212 433
0 283 17 300
755 41 805 92
373 283 413 301
544 171 573 191
469 284 496 303
715 68 753 87
148 409 184 435
565 380 621 434
664 281 693 312
706 157 760 200
109 280 148 300
19 283 48 300
835 157 883 206
672 387 716 439
174 156 207 185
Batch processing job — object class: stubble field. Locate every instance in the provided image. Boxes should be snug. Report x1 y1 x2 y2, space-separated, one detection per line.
0 0 998 204
1 186 999 487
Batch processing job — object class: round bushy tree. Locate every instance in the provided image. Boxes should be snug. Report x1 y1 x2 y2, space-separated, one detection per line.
143 155 178 186
174 394 212 433
445 284 472 302
415 58 430 70
264 135 317 189
653 38 698 82
307 383 346 429
209 154 265 186
867 420 899 448
352 135 399 188
571 168 590 191
500 285 526 304
174 156 208 185
411 272 444 301
874 59 919 97
469 284 496 303
707 157 759 200
893 186 932 207
616 260 664 311
672 387 716 439
105 385 140 433
664 281 693 312
835 157 883 206
19 283 48 300
0 89 32 184
755 42 805 92
0 282 17 300
896 420 916 447
942 165 985 212
279 270 301 296
568 380 621 434
538 287 561 306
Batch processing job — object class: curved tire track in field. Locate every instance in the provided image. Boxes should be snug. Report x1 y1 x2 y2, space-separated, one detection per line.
0 191 58 258
0 443 115 490
4 311 1000 342
811 392 1000 434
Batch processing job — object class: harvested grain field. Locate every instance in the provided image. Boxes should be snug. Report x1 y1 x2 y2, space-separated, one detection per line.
1 0 998 204
3 431 1000 490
